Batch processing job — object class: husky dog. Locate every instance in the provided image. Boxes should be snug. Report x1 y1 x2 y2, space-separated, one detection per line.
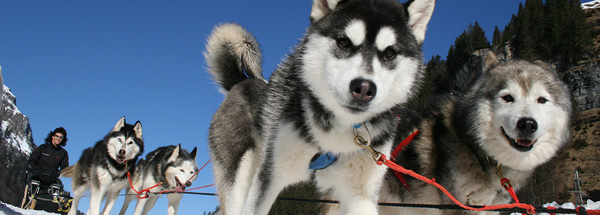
378 52 573 214
206 0 435 214
119 144 198 215
60 117 143 215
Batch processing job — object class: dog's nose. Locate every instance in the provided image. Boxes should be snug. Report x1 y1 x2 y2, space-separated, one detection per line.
516 118 537 134
349 78 377 102
118 149 126 155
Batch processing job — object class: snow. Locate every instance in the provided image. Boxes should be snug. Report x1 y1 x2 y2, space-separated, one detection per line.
583 0 600 9
0 201 60 215
2 200 599 215
1 84 33 154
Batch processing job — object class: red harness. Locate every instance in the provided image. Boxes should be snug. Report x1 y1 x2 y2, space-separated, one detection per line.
390 129 419 189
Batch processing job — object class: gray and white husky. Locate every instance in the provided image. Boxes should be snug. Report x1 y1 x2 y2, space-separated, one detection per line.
205 0 435 214
60 116 144 215
378 52 573 214
119 144 198 215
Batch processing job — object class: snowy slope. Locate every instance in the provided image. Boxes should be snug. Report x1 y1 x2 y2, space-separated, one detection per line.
0 201 59 215
583 0 600 9
1 84 33 154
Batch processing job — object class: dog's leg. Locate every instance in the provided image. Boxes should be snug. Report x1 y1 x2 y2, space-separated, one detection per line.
140 195 159 215
221 149 256 215
316 145 391 215
100 186 122 215
118 188 135 215
244 126 319 214
67 185 86 215
166 193 183 215
88 185 108 215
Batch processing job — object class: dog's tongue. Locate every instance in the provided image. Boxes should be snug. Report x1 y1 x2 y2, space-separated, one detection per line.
517 139 534 147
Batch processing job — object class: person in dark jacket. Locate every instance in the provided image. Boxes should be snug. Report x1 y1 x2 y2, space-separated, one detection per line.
28 127 69 185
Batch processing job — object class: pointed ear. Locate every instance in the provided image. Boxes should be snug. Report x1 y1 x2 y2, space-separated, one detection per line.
310 0 342 23
484 50 499 70
407 0 436 44
112 116 126 132
190 147 198 160
168 145 181 163
133 121 143 140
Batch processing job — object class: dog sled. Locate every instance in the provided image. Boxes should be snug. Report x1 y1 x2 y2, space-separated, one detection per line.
20 178 73 214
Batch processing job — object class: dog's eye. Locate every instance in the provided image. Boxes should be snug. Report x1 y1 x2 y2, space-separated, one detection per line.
180 169 184 173
336 37 352 50
502 95 514 103
537 97 548 104
383 47 397 60
118 138 123 143
128 141 133 145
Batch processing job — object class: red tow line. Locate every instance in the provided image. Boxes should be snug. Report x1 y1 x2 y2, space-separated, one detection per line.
127 159 214 199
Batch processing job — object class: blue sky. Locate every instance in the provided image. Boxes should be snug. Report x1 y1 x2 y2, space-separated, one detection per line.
1 0 527 214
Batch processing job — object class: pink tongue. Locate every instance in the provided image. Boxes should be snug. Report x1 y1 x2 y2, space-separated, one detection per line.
517 139 533 146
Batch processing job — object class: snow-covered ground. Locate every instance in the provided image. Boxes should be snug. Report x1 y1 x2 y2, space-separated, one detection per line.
1 199 599 215
583 0 600 9
0 201 59 215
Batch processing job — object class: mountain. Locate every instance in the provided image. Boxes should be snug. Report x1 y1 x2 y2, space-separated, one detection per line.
1 71 36 207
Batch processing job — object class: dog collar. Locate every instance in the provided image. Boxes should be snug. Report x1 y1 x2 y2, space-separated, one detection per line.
309 152 338 170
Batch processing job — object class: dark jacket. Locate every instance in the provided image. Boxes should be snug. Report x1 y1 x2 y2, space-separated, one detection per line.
27 143 69 183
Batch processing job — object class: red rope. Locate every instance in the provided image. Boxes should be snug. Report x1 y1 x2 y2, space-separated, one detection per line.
376 154 538 214
389 130 419 189
126 159 213 199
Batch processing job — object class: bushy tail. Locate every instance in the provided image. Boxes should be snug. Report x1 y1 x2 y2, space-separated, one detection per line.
59 164 76 178
204 23 265 93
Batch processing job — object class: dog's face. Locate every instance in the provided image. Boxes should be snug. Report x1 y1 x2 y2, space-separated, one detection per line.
301 0 434 124
470 60 572 171
107 117 144 164
164 145 199 189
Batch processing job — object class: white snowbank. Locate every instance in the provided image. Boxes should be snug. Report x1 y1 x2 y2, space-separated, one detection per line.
0 201 59 215
583 0 600 9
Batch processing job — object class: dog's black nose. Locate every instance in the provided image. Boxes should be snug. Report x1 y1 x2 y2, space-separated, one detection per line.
119 149 126 155
516 118 537 134
349 78 377 102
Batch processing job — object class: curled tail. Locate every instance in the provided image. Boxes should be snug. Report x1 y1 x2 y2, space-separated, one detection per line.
59 164 76 178
205 23 265 93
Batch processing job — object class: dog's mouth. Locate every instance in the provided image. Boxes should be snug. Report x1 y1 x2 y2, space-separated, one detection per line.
116 155 127 164
175 177 192 188
501 127 537 152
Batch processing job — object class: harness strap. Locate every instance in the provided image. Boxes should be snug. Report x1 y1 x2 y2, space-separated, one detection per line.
390 129 419 189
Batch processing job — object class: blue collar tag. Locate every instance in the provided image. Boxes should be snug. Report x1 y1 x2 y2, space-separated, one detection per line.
309 152 338 170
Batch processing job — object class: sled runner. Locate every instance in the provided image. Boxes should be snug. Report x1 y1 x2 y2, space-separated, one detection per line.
21 178 73 214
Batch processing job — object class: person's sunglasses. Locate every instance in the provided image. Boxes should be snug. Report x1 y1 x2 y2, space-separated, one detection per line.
53 135 64 140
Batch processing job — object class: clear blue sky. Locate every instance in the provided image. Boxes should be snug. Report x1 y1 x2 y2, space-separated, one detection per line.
0 0 527 214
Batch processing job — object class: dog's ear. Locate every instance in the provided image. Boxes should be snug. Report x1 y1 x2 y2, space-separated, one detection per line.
168 145 181 163
483 50 500 71
406 0 436 44
133 121 143 140
112 116 126 132
190 147 198 160
310 0 342 23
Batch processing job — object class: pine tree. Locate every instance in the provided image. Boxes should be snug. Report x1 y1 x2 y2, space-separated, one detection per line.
492 26 503 52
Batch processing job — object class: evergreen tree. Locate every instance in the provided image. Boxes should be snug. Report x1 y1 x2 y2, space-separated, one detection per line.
492 26 503 52
470 21 491 50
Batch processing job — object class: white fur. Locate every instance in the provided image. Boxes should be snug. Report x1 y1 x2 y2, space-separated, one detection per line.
375 27 396 51
476 74 569 171
345 20 366 46
301 34 421 126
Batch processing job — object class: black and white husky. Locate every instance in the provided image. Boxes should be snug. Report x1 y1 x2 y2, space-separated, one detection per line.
205 0 435 214
60 116 144 215
118 144 198 215
378 52 573 214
